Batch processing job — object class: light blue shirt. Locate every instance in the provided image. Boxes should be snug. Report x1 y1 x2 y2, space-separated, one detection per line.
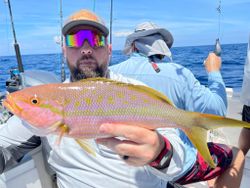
110 52 227 177
110 53 227 114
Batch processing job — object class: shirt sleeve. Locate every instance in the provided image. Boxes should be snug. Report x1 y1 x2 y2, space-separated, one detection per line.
0 115 41 173
183 69 227 116
145 128 197 181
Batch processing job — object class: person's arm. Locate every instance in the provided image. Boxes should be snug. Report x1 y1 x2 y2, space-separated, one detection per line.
175 143 244 188
0 115 41 173
238 105 250 155
209 146 245 188
183 53 227 116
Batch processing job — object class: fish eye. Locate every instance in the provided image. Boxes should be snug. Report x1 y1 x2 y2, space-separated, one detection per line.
30 96 40 105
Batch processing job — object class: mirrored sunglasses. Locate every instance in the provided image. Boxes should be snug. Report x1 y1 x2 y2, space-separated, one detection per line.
65 30 107 48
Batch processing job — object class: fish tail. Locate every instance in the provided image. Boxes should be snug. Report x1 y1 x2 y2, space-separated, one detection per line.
195 112 250 130
184 126 216 168
183 112 250 168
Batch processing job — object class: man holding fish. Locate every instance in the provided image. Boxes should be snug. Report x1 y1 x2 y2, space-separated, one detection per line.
0 9 247 188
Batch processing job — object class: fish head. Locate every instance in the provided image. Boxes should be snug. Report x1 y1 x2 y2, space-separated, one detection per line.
3 84 64 134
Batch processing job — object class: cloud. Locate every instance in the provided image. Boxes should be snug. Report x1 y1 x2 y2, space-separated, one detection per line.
113 31 132 37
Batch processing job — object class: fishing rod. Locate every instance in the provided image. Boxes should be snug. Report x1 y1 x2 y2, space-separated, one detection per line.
59 0 66 82
214 0 222 56
110 0 113 45
5 0 24 72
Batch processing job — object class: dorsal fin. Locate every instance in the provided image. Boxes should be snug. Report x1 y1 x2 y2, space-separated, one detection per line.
77 77 175 106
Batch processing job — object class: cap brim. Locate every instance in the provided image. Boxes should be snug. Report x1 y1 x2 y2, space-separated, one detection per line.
62 20 109 36
125 28 173 48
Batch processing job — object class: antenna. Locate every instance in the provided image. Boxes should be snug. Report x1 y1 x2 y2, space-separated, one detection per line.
5 0 24 72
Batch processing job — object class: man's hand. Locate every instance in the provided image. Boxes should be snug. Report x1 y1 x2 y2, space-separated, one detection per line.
204 52 221 72
96 123 165 166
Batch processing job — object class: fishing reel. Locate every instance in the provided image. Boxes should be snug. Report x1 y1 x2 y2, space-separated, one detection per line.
0 68 21 124
0 92 12 124
2 68 60 124
5 67 24 93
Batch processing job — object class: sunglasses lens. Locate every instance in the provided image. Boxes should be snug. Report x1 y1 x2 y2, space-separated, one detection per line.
66 30 106 48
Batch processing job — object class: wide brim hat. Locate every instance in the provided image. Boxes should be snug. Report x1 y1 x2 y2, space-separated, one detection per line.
124 22 173 54
62 9 109 36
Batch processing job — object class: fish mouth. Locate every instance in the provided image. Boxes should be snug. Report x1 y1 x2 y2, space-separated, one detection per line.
3 95 22 116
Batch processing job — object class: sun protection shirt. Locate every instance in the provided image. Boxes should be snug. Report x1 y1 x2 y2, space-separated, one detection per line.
110 53 227 115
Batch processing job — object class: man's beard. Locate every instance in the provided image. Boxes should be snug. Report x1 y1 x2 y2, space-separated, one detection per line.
69 58 108 81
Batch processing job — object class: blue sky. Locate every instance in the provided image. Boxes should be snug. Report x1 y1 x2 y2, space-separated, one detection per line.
0 0 250 56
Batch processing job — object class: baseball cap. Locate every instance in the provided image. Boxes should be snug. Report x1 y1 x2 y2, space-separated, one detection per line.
62 9 109 36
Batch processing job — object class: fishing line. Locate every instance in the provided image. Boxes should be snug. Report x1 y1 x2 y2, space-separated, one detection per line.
217 0 222 40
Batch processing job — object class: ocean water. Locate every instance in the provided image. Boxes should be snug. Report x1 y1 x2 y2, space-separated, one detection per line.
0 43 247 92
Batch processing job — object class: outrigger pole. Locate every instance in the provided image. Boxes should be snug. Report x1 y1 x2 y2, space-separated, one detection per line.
5 0 24 72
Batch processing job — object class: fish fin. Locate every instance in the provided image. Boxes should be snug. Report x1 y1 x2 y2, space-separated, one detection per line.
75 139 96 156
55 124 69 146
185 127 216 168
49 121 64 132
132 85 175 106
76 77 175 106
195 112 250 130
